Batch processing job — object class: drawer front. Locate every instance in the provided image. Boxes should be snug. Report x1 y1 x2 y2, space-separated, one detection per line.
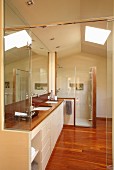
41 129 51 147
40 138 51 160
41 147 51 170
41 121 51 138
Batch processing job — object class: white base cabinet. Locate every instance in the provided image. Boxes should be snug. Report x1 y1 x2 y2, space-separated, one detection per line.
0 102 63 170
31 102 63 170
50 103 63 152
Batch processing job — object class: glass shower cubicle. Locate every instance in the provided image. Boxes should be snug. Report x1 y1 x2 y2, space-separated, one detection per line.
56 20 113 169
57 63 96 128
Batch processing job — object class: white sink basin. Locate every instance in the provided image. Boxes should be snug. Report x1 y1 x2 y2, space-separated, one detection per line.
45 101 58 104
33 106 52 111
15 112 27 117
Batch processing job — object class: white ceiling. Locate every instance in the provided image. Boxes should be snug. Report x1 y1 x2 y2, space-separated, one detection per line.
5 0 113 59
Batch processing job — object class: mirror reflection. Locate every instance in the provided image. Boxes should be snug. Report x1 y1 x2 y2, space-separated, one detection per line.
4 1 49 130
5 30 49 105
4 37 30 105
4 0 111 130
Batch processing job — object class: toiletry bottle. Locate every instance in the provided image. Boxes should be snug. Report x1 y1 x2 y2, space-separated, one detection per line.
50 90 53 100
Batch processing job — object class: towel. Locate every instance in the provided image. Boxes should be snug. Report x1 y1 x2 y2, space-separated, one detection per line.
66 101 72 115
31 147 36 157
31 161 38 170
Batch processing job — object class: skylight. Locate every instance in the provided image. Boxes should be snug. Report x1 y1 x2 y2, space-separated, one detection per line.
85 26 111 45
4 30 32 51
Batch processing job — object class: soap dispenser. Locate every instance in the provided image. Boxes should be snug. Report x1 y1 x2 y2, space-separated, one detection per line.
50 90 53 100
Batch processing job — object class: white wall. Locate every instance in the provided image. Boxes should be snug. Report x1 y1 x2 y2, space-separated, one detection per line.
58 52 107 118
48 52 56 95
31 54 48 95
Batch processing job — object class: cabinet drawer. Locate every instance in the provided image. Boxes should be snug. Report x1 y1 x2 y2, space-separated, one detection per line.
41 121 51 138
40 138 51 160
41 147 51 170
41 129 50 147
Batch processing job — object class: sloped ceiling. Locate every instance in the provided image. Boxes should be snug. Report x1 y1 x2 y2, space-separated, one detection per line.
5 0 113 59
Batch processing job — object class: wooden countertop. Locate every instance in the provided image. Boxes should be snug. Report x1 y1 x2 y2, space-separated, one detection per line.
5 99 63 131
30 99 63 130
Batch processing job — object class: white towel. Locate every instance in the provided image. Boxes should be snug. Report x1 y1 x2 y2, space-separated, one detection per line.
31 147 36 157
31 161 38 170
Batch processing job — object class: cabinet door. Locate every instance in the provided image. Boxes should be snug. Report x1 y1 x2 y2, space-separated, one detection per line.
50 110 57 151
50 102 63 153
40 118 51 170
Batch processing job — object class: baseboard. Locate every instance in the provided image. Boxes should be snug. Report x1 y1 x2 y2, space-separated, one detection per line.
96 117 112 121
63 124 74 127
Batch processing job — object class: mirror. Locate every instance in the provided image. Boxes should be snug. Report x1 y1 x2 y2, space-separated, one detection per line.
4 30 31 105
32 21 108 129
4 0 111 129
30 29 49 96
4 1 49 105
13 68 29 103
4 1 49 130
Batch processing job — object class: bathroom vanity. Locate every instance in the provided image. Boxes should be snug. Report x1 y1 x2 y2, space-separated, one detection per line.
0 99 63 170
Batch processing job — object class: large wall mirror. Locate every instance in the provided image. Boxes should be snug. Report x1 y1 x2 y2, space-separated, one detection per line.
4 0 49 130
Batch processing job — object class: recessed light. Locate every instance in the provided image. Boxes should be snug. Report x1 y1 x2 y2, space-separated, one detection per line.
56 46 60 48
26 0 34 6
40 47 44 50
50 38 55 41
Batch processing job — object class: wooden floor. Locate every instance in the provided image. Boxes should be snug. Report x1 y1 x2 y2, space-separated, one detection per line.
46 120 112 170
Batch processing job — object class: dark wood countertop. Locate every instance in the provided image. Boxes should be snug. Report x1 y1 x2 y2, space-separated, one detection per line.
5 99 64 131
30 99 63 130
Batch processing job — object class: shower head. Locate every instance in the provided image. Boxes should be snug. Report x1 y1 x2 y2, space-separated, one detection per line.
57 64 63 69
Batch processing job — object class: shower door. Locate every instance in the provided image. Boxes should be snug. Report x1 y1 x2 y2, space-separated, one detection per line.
75 67 96 127
106 21 113 170
88 67 96 128
13 69 30 102
56 61 96 127
57 65 76 126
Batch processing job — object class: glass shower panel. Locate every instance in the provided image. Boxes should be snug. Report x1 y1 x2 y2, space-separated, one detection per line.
106 21 113 169
88 70 93 121
57 60 96 128
13 69 29 102
75 67 95 127
57 65 76 98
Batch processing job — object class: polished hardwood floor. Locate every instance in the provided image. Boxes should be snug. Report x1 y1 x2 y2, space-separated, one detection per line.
46 119 112 170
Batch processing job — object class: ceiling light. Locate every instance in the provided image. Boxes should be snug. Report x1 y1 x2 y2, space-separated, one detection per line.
4 30 32 51
56 46 60 48
26 0 34 6
85 26 111 45
50 38 55 41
